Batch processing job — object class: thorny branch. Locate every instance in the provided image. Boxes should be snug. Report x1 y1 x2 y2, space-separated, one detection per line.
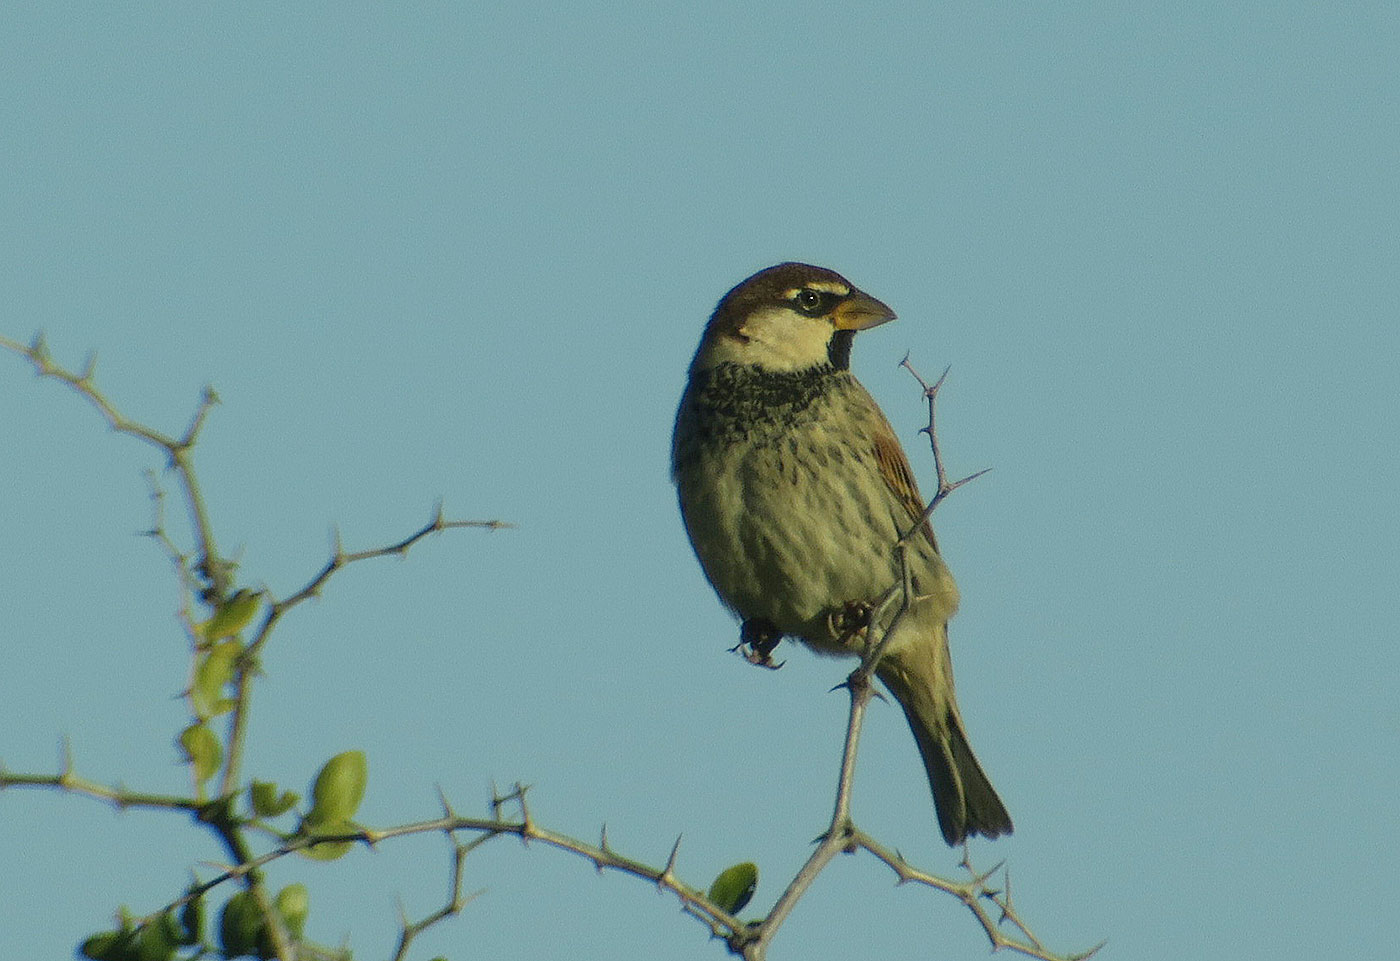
861 358 992 678
0 740 203 814
898 355 992 539
3 753 1094 961
220 505 511 799
2 332 230 596
726 358 1093 961
2 334 509 961
3 336 1094 960
391 804 490 961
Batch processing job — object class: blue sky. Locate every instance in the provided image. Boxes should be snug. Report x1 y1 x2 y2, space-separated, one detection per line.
3 3 1397 959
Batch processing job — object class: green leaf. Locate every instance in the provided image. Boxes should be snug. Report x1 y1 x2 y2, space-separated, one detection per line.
275 883 310 940
191 639 241 720
306 750 367 826
219 890 263 959
254 883 310 960
203 589 264 641
177 888 204 946
131 918 177 961
708 861 758 915
178 723 223 785
80 930 134 961
250 780 300 818
296 819 356 861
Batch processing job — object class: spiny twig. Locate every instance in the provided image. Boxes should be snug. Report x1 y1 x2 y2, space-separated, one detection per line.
898 356 992 542
221 504 510 798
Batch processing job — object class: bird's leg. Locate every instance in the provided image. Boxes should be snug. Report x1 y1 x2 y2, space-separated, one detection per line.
732 617 784 670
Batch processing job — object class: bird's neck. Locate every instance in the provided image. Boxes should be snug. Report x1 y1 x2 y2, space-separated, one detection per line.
687 361 847 422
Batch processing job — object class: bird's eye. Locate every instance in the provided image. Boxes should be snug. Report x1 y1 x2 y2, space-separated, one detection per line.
794 289 825 314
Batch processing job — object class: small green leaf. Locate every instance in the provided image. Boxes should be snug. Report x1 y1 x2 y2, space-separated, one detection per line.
78 932 116 961
131 918 177 961
254 883 310 960
191 639 241 720
306 750 367 826
179 723 223 785
275 883 310 940
296 819 356 861
80 930 134 961
250 780 300 818
219 890 263 959
177 888 204 945
708 861 758 915
203 589 264 641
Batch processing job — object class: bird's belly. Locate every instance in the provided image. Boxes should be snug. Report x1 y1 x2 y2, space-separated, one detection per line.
681 432 954 652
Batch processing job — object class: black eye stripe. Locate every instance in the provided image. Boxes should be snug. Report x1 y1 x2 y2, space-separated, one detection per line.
792 288 841 316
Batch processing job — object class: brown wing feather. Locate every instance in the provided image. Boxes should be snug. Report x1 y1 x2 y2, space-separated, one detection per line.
871 424 940 553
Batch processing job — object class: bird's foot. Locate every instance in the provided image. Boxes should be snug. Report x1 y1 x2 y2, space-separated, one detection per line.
731 618 784 670
827 601 874 646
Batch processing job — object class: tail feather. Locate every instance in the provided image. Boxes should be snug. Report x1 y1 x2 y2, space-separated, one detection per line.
877 642 1012 846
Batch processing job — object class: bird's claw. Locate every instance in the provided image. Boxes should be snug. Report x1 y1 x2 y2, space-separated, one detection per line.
732 618 784 670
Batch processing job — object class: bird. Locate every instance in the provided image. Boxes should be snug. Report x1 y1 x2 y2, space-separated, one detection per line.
671 262 1012 845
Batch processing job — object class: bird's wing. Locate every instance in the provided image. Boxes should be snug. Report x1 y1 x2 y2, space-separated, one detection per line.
871 423 940 554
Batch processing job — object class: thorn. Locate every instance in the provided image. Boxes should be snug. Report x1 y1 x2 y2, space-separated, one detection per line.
207 858 246 880
436 784 456 820
488 779 509 821
514 781 533 833
599 823 610 854
932 364 951 395
80 351 97 383
662 835 682 881
432 499 446 528
970 858 1005 888
997 869 1014 924
947 466 993 494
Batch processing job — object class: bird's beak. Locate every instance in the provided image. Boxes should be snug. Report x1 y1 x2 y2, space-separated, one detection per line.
831 291 897 331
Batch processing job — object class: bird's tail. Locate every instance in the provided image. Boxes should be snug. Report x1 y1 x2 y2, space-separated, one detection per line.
876 638 1012 846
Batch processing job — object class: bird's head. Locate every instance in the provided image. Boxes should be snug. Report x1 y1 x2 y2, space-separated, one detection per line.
692 263 896 374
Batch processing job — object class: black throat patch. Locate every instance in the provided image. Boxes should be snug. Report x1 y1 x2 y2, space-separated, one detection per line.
827 329 855 370
678 360 844 445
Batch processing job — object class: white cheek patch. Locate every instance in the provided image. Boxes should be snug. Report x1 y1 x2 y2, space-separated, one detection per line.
729 307 834 372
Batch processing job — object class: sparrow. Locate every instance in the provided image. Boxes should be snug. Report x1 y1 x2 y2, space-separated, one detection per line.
671 263 1012 845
